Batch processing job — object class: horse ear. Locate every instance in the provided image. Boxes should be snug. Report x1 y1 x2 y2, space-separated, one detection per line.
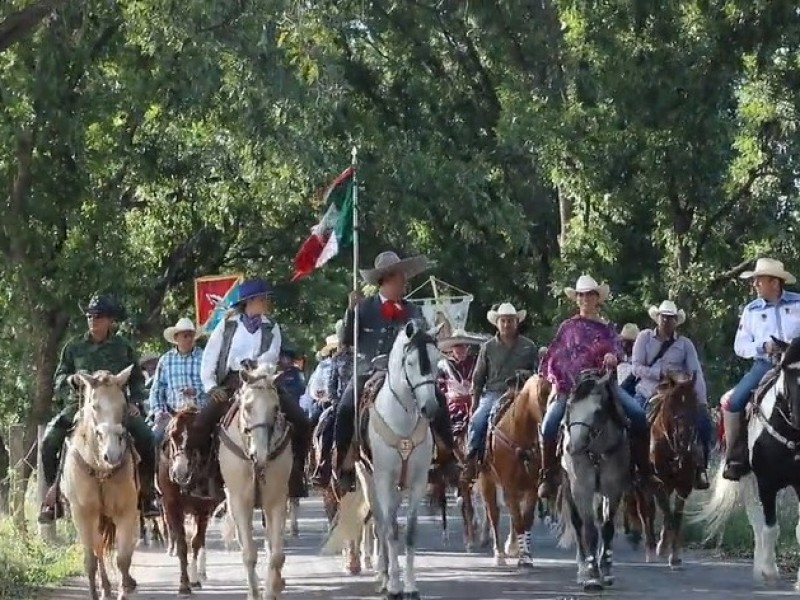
240 370 253 385
112 365 135 387
404 320 418 339
428 323 444 339
240 359 258 372
76 370 98 389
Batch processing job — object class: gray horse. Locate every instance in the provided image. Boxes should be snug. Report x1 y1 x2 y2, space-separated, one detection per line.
555 370 631 592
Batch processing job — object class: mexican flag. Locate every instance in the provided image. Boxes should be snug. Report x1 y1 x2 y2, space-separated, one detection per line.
292 166 355 281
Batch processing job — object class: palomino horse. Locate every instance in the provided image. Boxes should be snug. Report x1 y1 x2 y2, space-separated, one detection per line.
647 370 701 568
329 318 441 599
478 373 544 567
694 337 800 588
219 362 293 600
61 366 139 600
555 370 631 592
158 405 221 594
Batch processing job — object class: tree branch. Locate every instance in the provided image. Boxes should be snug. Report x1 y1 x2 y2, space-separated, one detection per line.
708 258 755 289
0 0 66 53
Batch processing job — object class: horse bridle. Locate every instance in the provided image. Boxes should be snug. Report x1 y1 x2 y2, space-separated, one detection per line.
565 381 625 459
386 333 438 413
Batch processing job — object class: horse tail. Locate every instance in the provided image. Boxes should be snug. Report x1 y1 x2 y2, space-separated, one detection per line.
100 515 116 556
321 464 372 555
554 485 576 549
689 460 756 542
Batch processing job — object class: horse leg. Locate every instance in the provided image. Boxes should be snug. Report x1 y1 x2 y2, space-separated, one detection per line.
752 481 779 582
599 496 620 586
75 513 101 600
669 494 687 569
288 497 299 538
506 490 531 567
439 483 449 547
165 504 192 595
460 481 476 551
573 489 601 591
792 486 800 590
403 473 428 599
361 517 374 571
230 493 260 600
653 485 673 560
375 473 403 598
478 475 505 566
264 492 288 600
114 510 140 600
189 513 210 587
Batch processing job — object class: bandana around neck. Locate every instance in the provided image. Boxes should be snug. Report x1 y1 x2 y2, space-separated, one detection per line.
241 313 262 334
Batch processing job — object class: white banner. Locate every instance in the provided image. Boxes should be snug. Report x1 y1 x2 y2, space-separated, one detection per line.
407 296 473 336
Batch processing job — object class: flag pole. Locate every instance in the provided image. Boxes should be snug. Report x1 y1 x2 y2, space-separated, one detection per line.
351 146 361 451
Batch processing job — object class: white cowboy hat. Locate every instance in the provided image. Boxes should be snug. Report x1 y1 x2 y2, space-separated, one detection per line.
438 329 485 351
564 275 610 302
319 319 344 357
487 302 527 326
620 323 640 341
359 251 429 285
648 300 687 326
163 317 198 344
740 257 796 285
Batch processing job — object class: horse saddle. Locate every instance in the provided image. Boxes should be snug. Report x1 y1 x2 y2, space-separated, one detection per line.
753 366 781 408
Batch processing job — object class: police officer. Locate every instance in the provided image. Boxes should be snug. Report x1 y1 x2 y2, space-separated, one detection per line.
38 295 159 523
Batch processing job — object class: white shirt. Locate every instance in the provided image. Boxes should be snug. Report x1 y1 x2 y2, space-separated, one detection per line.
200 315 282 392
734 291 800 360
617 359 634 382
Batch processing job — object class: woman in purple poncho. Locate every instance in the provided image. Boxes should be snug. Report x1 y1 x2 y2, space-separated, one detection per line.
536 275 652 500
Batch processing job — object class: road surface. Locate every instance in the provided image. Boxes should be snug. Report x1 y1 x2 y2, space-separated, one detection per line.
45 494 797 599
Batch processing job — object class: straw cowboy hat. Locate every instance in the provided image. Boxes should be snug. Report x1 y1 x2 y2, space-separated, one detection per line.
648 300 686 326
438 329 485 352
319 319 344 357
163 317 198 344
487 302 527 326
359 251 429 285
740 257 797 285
564 275 610 302
620 323 640 341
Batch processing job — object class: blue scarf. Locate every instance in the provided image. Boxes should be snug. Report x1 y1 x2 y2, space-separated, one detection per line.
241 314 262 334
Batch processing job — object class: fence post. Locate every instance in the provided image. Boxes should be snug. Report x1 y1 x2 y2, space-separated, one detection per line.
36 424 55 542
8 424 26 532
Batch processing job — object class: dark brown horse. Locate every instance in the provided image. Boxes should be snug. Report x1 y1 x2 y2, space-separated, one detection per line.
648 371 700 569
158 406 221 594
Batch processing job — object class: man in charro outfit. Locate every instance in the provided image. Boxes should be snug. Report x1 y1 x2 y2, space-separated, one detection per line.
38 294 159 523
189 278 310 499
332 251 459 491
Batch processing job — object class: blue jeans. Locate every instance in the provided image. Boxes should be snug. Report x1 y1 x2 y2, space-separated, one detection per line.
467 391 502 457
728 359 772 413
696 406 713 452
541 384 647 441
152 419 167 447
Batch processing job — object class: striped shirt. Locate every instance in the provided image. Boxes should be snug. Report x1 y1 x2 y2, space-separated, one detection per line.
148 347 207 416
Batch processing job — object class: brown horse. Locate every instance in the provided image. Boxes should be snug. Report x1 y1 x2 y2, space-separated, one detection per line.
477 373 545 567
158 406 221 594
645 371 700 569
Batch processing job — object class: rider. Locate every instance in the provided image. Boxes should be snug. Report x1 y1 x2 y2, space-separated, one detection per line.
303 326 339 427
436 329 483 434
38 294 159 523
333 250 459 491
722 258 800 480
538 275 653 500
191 277 310 499
463 303 538 481
630 300 712 489
148 317 207 448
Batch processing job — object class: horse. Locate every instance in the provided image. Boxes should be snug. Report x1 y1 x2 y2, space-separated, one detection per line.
218 362 293 600
647 370 702 568
477 373 544 567
157 405 221 594
60 366 139 600
693 337 800 588
327 318 441 599
554 370 631 592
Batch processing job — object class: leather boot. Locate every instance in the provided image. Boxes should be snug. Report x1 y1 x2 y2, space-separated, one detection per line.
694 442 710 490
537 438 560 500
722 410 750 481
460 451 479 483
38 484 65 524
138 453 161 518
311 456 331 488
334 444 355 492
630 428 660 488
289 456 308 498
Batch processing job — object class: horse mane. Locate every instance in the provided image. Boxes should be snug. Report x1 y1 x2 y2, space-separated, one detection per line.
513 375 544 424
571 371 606 403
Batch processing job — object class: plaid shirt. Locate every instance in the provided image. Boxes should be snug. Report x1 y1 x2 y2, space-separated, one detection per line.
148 347 207 416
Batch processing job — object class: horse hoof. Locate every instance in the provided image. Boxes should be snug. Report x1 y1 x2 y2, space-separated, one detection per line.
583 579 603 592
122 578 137 593
465 543 474 553
656 540 667 558
493 554 506 567
178 585 192 596
386 593 403 600
404 592 421 599
364 557 373 570
669 557 683 571
602 575 615 586
191 580 202 588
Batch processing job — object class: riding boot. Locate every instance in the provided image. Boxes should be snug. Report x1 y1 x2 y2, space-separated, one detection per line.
630 428 660 488
722 410 750 481
138 449 161 518
334 411 356 492
311 415 334 487
276 387 310 499
460 450 479 483
537 438 560 500
38 416 71 524
694 443 710 490
431 393 460 482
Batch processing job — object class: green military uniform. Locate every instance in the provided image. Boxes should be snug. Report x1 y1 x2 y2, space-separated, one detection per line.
39 295 158 522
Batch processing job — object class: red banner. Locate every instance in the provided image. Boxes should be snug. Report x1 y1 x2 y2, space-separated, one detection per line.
194 274 243 331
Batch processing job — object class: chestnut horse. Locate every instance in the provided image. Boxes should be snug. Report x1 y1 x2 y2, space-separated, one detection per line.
477 373 544 567
158 406 221 594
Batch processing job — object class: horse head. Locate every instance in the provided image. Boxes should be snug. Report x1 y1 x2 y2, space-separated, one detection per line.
76 365 133 468
238 362 282 469
388 318 443 419
655 370 699 450
564 370 617 455
164 405 200 488
777 336 800 430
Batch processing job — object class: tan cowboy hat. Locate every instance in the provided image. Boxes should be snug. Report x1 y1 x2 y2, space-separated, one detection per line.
648 300 686 326
620 323 640 341
163 317 198 344
359 251 429 285
487 302 527 326
319 319 344 357
438 329 485 352
740 257 796 285
564 275 610 302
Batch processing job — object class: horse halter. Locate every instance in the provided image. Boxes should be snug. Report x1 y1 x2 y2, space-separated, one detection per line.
565 376 623 458
387 331 438 412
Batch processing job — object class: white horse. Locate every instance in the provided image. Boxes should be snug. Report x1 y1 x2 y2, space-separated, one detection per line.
329 319 441 599
219 363 293 600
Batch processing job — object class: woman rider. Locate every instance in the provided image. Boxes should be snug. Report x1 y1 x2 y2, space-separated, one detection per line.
537 275 654 499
